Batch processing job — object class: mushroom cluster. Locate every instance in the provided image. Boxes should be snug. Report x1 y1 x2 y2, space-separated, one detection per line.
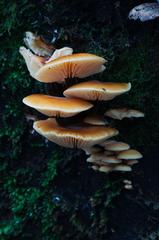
20 31 144 174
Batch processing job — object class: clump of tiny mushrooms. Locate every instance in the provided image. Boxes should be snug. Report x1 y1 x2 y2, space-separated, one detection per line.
20 31 144 175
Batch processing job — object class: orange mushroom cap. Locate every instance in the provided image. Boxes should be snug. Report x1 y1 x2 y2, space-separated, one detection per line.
33 118 119 149
64 81 131 101
35 53 106 83
23 94 93 117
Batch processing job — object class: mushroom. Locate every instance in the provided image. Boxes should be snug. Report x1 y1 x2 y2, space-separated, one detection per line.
83 146 103 155
113 164 132 172
105 108 144 120
83 114 106 125
91 165 99 171
33 118 119 149
35 54 106 83
19 47 45 78
128 3 159 22
126 160 139 166
101 140 130 151
46 47 73 62
99 165 113 173
24 31 54 57
23 94 93 117
99 140 116 147
20 31 143 176
87 153 121 163
117 149 143 160
64 81 131 101
90 162 132 173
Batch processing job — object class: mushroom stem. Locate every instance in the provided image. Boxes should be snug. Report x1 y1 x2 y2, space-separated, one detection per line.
64 77 80 88
46 83 64 97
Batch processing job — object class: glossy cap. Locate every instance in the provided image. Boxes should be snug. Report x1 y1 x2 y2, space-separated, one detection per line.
23 94 93 117
35 53 106 83
33 118 119 149
64 81 131 101
117 149 143 160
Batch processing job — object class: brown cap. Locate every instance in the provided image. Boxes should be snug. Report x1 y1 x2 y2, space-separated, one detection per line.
117 149 143 160
23 94 93 117
64 81 131 101
105 108 144 120
87 153 121 163
33 118 119 149
35 53 106 83
103 140 130 151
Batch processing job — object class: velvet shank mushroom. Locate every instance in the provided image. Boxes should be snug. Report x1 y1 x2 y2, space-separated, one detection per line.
33 118 119 149
105 108 144 120
83 114 106 125
87 153 121 164
100 140 130 151
64 81 131 101
24 31 54 57
23 94 93 117
20 31 144 176
117 149 143 160
35 53 106 83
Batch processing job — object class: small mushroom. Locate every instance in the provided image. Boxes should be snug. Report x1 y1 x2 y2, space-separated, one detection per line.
33 118 119 149
99 165 113 173
91 165 99 171
87 153 121 163
117 149 143 160
103 140 130 151
83 146 103 155
113 164 132 172
105 108 144 120
23 94 93 117
124 184 133 190
35 53 106 83
83 114 106 126
64 81 131 101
